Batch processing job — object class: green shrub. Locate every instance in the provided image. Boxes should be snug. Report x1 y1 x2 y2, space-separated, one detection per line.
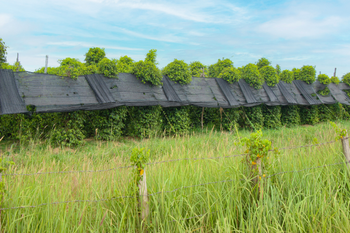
125 106 163 139
114 56 134 73
242 63 264 89
280 70 293 83
299 105 319 125
0 38 7 64
263 105 281 129
218 67 241 84
342 72 350 86
132 60 162 86
281 105 300 127
260 66 279 87
98 58 118 78
190 61 207 77
84 107 128 140
85 47 106 65
208 58 233 78
317 87 330 96
162 107 191 135
318 105 332 122
256 57 271 70
317 74 330 85
300 65 316 84
240 106 264 130
292 68 301 81
276 64 281 75
162 59 192 85
0 62 25 72
221 108 240 131
330 76 340 84
145 49 157 65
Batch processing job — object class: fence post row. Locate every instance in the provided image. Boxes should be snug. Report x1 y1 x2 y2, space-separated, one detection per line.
341 134 350 170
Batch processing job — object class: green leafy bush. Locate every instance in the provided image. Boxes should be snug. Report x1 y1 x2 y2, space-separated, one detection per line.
317 87 330 96
218 67 241 84
242 63 264 89
85 47 106 65
260 66 279 87
98 58 118 78
300 65 316 84
145 49 157 65
162 59 191 85
318 105 332 122
114 56 134 73
132 60 162 86
126 106 163 139
280 70 293 83
0 62 25 72
276 64 281 75
241 106 264 130
292 68 301 80
300 105 319 125
162 107 191 135
281 105 300 127
330 76 340 84
0 38 7 64
263 106 281 129
190 61 207 77
317 74 330 85
256 57 271 70
221 108 240 131
208 58 233 78
342 72 350 86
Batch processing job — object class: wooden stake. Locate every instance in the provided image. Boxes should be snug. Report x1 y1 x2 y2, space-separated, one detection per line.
341 134 350 170
201 107 204 130
252 158 263 199
138 170 149 223
334 68 337 78
44 55 49 74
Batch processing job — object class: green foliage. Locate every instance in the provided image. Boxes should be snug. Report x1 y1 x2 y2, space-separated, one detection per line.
317 74 330 85
132 60 162 86
242 63 264 89
292 68 301 81
241 106 264 130
300 105 319 125
208 58 233 78
263 106 281 129
342 72 350 86
330 76 340 84
98 58 118 78
275 64 281 75
318 105 332 122
0 38 7 64
329 121 347 140
260 66 279 87
256 57 271 70
145 49 157 65
162 59 192 85
300 65 316 84
190 61 207 77
218 67 241 84
280 70 293 83
126 106 163 139
84 107 128 140
0 62 25 72
240 129 273 163
114 56 134 73
221 108 240 131
317 86 330 96
130 147 150 182
162 107 191 135
281 105 300 127
84 47 106 65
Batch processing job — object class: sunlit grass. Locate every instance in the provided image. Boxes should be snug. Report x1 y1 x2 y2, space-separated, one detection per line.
1 121 350 232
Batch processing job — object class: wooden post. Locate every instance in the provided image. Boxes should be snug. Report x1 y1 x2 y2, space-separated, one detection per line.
201 107 204 130
44 55 48 74
16 53 20 72
138 170 149 224
252 158 263 199
341 134 350 169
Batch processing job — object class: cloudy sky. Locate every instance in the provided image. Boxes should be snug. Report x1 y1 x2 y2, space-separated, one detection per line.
1 0 349 77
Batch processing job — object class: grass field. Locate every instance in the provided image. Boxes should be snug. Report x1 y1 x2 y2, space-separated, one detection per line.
1 121 350 232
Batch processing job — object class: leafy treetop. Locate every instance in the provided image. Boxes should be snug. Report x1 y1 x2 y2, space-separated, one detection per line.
279 70 294 84
330 76 340 84
275 64 281 75
208 58 233 78
145 49 158 65
0 38 7 64
190 61 207 77
342 72 350 86
256 57 271 70
162 59 192 85
317 74 330 85
242 63 264 89
299 65 316 84
114 56 134 73
85 47 106 65
260 65 279 87
218 67 241 84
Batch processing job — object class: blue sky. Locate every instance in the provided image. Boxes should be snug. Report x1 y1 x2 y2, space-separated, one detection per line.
1 0 349 77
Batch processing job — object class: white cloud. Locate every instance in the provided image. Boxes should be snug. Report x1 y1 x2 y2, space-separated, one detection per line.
47 41 143 50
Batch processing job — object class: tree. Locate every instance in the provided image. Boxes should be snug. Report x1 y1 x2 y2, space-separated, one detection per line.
0 38 7 64
85 47 106 65
256 57 271 70
208 58 233 78
145 49 157 65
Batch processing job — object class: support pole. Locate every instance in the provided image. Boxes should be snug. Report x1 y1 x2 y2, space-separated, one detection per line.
201 107 204 130
341 134 350 169
138 170 149 224
334 68 337 78
252 158 263 200
44 55 48 74
16 53 20 72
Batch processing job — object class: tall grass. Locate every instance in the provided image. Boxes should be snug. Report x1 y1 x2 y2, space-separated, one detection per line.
1 122 350 232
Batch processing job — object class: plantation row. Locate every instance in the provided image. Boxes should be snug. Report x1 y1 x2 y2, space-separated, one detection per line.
0 104 348 146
